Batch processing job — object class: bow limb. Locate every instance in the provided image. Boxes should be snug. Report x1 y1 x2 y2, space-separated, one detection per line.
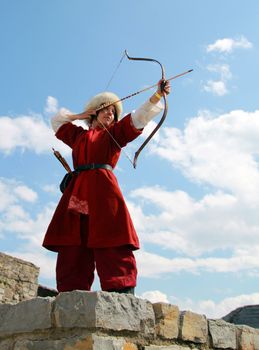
125 50 168 168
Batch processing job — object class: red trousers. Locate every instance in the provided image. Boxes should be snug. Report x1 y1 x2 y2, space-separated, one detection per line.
56 215 137 292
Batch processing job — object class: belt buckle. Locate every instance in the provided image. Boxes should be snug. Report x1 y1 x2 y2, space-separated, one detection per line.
89 163 95 170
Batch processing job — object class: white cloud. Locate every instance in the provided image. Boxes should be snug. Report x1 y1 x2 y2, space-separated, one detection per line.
140 290 169 303
203 64 232 96
42 184 60 195
0 114 71 155
0 179 56 246
127 109 259 263
14 185 38 202
203 80 228 96
135 249 259 277
128 110 259 282
204 36 252 96
0 96 88 156
150 109 259 202
44 96 58 114
0 177 58 282
207 36 253 54
207 64 232 80
129 184 259 257
0 179 19 212
173 292 259 319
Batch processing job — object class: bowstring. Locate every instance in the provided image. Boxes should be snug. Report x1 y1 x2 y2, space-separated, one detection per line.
105 51 126 91
96 118 135 167
102 51 135 166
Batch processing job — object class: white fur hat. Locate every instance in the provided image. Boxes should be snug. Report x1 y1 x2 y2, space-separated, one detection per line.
84 92 122 123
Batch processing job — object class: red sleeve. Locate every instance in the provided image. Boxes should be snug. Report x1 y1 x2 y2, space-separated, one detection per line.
112 114 142 148
55 123 85 148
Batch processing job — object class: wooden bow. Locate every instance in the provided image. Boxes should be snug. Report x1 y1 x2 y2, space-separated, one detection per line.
125 50 168 168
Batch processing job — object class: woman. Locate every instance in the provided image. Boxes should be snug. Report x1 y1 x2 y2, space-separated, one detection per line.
43 79 170 294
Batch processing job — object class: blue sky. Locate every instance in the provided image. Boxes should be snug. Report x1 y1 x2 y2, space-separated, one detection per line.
1 0 259 318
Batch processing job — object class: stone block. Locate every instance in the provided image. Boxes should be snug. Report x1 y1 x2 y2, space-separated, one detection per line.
13 339 68 350
180 310 208 343
53 291 155 334
0 339 13 350
153 302 179 339
253 329 259 350
13 335 138 350
0 297 53 337
236 325 256 350
144 346 192 350
209 319 237 349
85 335 138 350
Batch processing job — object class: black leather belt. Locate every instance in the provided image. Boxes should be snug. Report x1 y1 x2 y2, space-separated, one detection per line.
75 163 113 173
60 164 112 193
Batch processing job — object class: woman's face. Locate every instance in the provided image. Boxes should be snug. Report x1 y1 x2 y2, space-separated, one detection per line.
96 105 116 128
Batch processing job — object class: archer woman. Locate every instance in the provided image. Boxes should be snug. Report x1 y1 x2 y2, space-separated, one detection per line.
42 79 171 294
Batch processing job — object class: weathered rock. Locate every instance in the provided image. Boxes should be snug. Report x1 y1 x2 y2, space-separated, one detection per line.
13 335 138 350
209 319 237 349
144 346 192 350
53 290 155 334
0 297 53 337
0 338 13 350
179 310 208 343
153 302 179 339
0 252 39 304
236 325 258 350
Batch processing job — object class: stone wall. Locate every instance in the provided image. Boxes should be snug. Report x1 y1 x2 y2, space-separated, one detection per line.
1 290 259 350
1 252 259 349
0 252 39 304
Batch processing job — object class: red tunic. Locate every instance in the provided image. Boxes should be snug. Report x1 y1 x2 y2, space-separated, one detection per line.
43 114 142 252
